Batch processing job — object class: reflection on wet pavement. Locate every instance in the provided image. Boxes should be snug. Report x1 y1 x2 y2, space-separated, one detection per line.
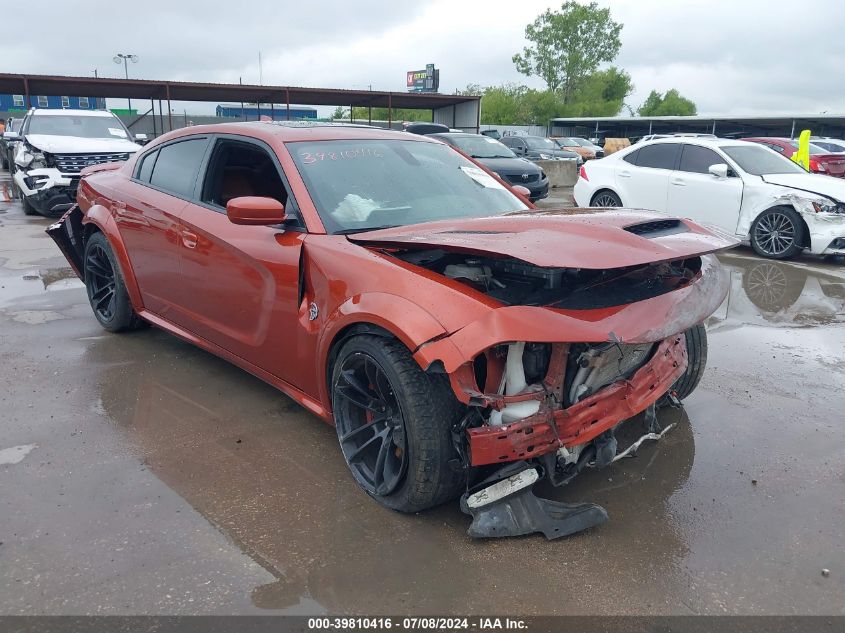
1 181 844 615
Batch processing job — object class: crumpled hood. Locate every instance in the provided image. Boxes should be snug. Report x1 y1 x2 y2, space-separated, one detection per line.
24 134 141 154
762 173 845 202
349 208 739 270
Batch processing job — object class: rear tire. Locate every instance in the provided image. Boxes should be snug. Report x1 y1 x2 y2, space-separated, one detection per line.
331 335 466 513
673 324 708 400
590 189 622 207
83 232 145 332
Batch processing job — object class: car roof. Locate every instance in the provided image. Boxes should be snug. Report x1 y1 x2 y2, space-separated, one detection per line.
624 136 765 152
30 108 116 117
150 121 441 145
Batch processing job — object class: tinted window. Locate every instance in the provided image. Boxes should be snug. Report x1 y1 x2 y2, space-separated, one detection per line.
149 139 208 197
136 150 157 182
202 139 289 209
636 143 680 169
623 149 640 165
678 145 724 174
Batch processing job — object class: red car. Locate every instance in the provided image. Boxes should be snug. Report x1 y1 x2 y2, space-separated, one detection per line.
48 122 736 540
742 137 845 177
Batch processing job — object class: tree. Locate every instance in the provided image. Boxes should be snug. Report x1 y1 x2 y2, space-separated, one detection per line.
637 89 697 116
513 1 622 104
330 106 349 120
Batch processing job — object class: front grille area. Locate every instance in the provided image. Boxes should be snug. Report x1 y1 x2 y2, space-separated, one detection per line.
53 153 131 174
505 173 540 184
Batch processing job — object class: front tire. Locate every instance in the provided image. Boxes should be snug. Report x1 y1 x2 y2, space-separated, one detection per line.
331 335 466 513
591 189 622 207
750 207 805 260
673 324 708 400
83 232 145 332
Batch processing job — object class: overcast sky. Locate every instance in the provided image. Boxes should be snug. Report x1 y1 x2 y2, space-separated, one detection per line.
5 0 845 117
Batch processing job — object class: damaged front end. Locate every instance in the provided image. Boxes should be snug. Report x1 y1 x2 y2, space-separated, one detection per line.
375 228 731 540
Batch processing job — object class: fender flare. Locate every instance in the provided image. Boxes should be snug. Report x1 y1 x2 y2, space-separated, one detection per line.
315 292 449 409
82 204 144 311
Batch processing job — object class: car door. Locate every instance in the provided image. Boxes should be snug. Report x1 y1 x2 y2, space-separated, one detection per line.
666 144 744 232
117 136 209 316
615 143 679 211
173 134 306 386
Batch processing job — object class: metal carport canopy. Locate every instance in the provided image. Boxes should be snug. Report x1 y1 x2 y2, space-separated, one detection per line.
0 73 478 109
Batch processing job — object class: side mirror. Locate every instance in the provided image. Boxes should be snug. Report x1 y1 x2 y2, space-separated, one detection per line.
3 131 21 141
226 196 288 226
134 133 148 142
512 185 531 199
708 163 729 178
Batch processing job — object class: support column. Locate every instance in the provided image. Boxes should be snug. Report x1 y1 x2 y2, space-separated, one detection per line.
166 84 172 132
388 93 392 129
286 88 290 121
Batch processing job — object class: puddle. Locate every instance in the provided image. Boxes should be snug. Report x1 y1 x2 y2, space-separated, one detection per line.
0 444 37 465
0 267 84 309
708 254 845 329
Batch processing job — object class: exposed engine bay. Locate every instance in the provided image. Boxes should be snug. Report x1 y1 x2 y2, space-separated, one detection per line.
393 248 702 309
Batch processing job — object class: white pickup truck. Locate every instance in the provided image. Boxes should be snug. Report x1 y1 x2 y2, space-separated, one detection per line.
5 108 145 217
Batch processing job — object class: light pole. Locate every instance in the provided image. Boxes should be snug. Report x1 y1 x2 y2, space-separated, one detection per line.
113 53 138 113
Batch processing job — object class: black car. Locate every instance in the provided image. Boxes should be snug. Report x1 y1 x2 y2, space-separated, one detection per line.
429 132 549 201
405 122 451 135
500 135 582 164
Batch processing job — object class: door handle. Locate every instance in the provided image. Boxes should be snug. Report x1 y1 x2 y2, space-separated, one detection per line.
618 170 631 178
180 229 198 249
670 178 686 186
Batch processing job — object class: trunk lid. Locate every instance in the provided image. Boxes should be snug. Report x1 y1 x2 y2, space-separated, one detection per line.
348 208 738 269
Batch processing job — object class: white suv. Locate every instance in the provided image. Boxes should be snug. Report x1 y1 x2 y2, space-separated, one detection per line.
8 109 145 217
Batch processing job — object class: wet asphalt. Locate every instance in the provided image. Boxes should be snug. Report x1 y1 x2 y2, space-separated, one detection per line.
0 176 843 615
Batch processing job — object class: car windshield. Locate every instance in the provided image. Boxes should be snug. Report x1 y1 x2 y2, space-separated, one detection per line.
27 114 130 139
525 137 556 150
554 138 577 147
10 119 20 132
289 139 528 234
448 135 516 159
722 145 808 175
786 140 831 154
570 138 593 147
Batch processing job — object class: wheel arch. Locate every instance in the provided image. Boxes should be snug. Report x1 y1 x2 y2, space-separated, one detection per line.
590 187 622 206
317 294 450 413
81 204 144 310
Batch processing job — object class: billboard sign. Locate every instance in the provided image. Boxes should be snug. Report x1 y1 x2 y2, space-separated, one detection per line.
406 63 439 92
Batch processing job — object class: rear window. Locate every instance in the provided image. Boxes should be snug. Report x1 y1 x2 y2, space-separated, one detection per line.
635 143 680 169
149 138 208 197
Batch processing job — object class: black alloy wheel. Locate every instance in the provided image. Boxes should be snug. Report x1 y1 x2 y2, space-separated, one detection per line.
334 352 408 497
85 241 117 322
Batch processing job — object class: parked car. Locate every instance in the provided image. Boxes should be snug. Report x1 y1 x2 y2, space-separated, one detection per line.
404 122 451 135
480 129 501 140
1 117 22 171
551 137 596 161
9 108 145 217
809 138 845 153
574 137 845 260
500 135 582 164
48 122 735 540
741 137 845 177
429 132 549 201
568 136 605 158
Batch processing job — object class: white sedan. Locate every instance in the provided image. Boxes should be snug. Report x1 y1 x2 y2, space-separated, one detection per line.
574 137 845 259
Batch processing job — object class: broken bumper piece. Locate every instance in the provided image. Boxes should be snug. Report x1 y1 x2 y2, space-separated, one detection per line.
460 464 608 540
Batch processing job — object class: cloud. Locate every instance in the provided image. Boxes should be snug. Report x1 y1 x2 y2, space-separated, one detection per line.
4 0 845 117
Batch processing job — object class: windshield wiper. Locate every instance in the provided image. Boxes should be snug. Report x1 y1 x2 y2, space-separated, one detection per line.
336 224 399 235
